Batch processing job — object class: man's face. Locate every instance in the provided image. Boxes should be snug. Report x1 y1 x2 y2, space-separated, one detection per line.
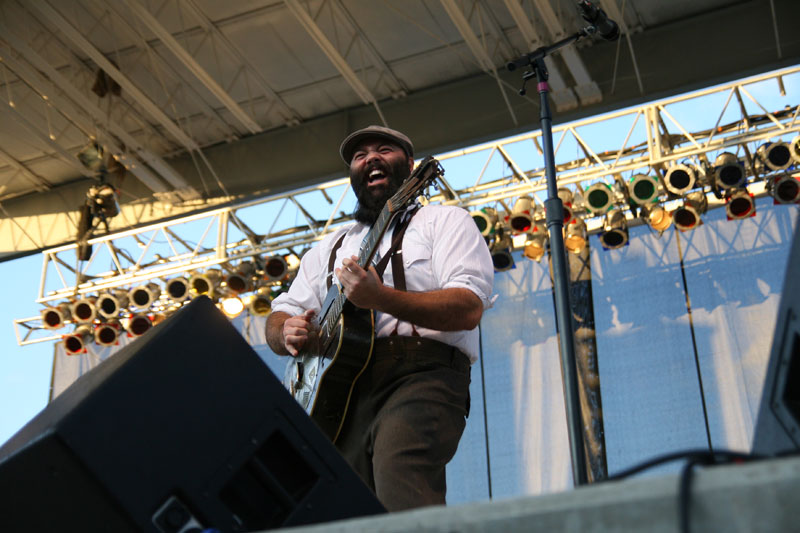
349 139 413 224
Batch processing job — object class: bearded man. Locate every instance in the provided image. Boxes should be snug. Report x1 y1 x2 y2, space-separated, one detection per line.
265 125 493 511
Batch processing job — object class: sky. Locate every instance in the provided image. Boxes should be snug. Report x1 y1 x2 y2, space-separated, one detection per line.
1 65 798 448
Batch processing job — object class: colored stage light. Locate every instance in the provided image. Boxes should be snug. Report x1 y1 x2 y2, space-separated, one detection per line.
584 182 614 215
664 164 698 195
509 196 534 233
757 141 792 171
725 189 756 220
63 325 92 355
220 295 245 318
94 320 120 347
564 218 588 253
672 191 708 231
557 188 574 224
128 282 161 310
41 303 71 330
523 222 547 262
767 174 800 204
713 152 746 190
165 276 191 302
599 210 628 250
640 204 672 232
627 174 660 205
471 207 498 237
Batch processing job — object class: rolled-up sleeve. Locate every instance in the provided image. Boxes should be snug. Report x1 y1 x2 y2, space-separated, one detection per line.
270 244 325 317
428 206 494 309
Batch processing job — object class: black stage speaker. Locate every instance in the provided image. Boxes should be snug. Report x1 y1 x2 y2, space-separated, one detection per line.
752 216 800 455
0 296 384 532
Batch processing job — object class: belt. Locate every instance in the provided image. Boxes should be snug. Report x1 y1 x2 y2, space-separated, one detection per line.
372 336 471 374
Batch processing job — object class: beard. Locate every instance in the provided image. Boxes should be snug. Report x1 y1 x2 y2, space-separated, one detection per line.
351 157 411 225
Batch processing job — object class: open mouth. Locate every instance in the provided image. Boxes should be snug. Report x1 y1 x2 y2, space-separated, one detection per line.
367 168 388 186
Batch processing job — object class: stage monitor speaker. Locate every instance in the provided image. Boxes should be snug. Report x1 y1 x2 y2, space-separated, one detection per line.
752 216 800 455
0 296 384 532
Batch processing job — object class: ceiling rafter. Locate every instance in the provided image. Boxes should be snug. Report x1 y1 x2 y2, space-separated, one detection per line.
118 0 262 135
180 0 301 126
29 1 203 153
439 0 518 125
284 0 388 125
0 21 198 200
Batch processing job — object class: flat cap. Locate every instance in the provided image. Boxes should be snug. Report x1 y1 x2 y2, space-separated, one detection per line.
339 125 413 164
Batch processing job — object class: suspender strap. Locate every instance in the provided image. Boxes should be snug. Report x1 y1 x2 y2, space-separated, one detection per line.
326 232 347 290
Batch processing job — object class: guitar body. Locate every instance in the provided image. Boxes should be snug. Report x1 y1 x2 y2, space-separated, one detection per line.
284 296 375 443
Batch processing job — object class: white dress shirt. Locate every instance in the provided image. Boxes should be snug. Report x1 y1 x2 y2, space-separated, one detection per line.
271 204 494 362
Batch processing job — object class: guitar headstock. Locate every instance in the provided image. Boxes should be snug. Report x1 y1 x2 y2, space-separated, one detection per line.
385 156 443 213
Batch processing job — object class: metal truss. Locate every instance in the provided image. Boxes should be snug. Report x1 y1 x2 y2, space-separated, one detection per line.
14 66 800 345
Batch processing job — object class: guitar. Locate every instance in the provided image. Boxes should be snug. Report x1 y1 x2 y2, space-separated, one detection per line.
283 156 444 442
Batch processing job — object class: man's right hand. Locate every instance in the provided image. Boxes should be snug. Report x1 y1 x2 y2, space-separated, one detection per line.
282 309 318 356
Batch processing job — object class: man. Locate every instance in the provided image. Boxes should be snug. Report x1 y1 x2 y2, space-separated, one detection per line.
266 125 493 511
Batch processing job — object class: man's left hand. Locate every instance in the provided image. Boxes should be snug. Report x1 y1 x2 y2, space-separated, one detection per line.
335 255 385 310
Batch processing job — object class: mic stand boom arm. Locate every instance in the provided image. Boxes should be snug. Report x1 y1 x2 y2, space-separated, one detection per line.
506 26 596 488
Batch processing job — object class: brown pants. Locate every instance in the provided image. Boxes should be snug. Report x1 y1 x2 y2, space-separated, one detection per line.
334 336 471 512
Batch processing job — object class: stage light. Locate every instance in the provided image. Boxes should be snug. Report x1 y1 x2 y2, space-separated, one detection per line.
247 288 273 316
599 210 628 250
672 191 708 231
627 174 660 205
490 232 514 272
96 290 128 319
664 163 698 195
767 174 800 204
471 207 498 237
190 269 222 297
584 182 615 215
41 303 72 330
165 276 191 303
726 189 756 220
63 325 93 355
226 261 255 294
220 295 245 318
757 141 792 171
509 196 534 233
94 320 120 347
523 222 547 262
70 297 97 324
126 314 153 337
790 135 800 164
87 183 120 220
264 256 288 282
640 204 673 232
558 188 574 224
564 218 588 253
284 252 302 271
128 282 161 310
713 152 746 190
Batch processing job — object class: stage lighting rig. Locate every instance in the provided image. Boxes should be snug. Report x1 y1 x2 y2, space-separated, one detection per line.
640 204 673 233
264 256 289 282
96 290 128 320
225 261 255 294
584 182 615 215
471 207 499 238
165 276 191 303
41 303 71 330
509 196 535 233
126 314 153 337
63 325 93 355
767 174 800 204
599 210 628 250
558 188 575 224
94 320 121 347
71 297 98 324
757 141 793 172
564 218 588 254
247 287 273 317
627 174 660 206
523 221 547 262
673 191 708 231
713 152 747 190
220 294 245 318
490 230 515 272
190 269 222 298
725 189 756 220
664 163 700 196
128 283 161 311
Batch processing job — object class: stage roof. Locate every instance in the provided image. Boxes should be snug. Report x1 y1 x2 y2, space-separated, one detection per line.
0 0 798 257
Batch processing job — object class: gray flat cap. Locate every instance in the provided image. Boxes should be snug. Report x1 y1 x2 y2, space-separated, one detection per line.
339 125 414 164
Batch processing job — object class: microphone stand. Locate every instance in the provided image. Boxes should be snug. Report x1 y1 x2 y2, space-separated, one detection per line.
507 27 596 487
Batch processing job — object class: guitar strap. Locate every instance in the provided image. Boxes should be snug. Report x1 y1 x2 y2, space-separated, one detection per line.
326 206 421 335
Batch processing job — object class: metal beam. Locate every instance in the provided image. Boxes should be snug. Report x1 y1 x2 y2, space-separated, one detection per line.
0 20 198 198
30 1 202 152
119 0 262 135
284 0 386 123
